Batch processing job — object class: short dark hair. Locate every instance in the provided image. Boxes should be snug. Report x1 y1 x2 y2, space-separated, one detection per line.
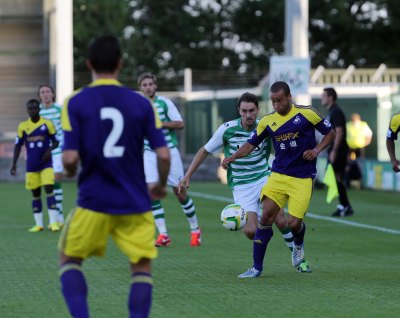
38 84 56 102
87 35 122 73
26 99 40 108
138 72 157 86
237 92 259 108
323 87 337 101
270 81 291 96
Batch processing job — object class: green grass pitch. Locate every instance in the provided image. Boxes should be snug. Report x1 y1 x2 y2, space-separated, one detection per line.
0 181 399 317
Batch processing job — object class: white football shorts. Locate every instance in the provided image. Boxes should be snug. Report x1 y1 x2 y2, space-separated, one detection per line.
52 153 63 174
233 176 267 217
144 147 184 187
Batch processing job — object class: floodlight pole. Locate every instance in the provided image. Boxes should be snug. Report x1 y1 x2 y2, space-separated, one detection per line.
54 0 73 105
284 0 310 105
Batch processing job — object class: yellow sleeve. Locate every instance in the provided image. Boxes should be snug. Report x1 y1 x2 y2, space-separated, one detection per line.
46 120 56 135
147 98 162 129
62 88 83 132
299 107 324 125
61 98 72 131
256 116 268 136
17 122 25 138
389 113 400 132
152 104 162 129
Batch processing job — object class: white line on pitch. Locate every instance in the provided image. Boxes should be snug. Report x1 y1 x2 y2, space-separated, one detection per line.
188 191 400 235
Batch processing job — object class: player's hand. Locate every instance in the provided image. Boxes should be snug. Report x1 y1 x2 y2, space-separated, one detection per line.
148 183 167 200
328 150 337 164
391 159 400 173
178 177 190 194
42 150 51 162
303 149 318 161
221 156 235 170
10 166 16 176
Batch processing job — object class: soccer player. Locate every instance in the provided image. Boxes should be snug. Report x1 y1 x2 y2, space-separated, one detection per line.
222 81 335 278
177 92 311 273
10 99 60 232
386 112 400 173
138 72 201 247
38 84 65 226
59 35 170 318
322 87 354 216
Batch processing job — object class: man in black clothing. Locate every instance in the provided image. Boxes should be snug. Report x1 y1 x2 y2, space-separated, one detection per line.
322 87 354 216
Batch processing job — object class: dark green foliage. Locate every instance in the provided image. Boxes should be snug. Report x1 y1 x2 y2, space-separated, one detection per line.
73 0 400 89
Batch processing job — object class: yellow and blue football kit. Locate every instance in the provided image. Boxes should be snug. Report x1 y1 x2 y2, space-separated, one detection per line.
248 104 332 218
387 113 400 140
60 78 166 261
15 117 57 189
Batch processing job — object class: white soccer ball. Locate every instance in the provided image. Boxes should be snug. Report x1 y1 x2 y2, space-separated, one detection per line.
220 204 247 231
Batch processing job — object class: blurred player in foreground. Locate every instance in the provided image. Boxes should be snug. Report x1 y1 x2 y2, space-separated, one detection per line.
223 81 335 278
10 99 60 232
59 35 170 318
178 92 310 273
139 72 201 247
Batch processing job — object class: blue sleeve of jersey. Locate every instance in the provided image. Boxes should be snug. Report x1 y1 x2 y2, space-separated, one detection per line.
247 128 269 146
315 117 333 135
145 102 167 149
63 102 80 151
15 134 25 146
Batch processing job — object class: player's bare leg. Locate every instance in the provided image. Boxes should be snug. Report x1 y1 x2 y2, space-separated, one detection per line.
243 212 258 239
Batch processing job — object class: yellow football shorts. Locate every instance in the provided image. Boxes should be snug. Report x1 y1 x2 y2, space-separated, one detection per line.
58 207 157 264
25 167 55 190
260 172 313 219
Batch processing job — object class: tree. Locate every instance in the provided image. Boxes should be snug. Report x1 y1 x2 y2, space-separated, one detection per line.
73 0 400 89
73 0 131 86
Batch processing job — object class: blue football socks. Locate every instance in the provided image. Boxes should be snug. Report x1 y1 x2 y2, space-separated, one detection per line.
253 224 273 272
129 272 153 318
60 263 89 318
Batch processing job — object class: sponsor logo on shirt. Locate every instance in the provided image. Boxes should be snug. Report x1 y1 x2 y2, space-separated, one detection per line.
275 132 299 142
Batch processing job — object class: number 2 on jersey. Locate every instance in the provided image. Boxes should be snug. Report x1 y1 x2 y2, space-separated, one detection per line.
100 107 125 158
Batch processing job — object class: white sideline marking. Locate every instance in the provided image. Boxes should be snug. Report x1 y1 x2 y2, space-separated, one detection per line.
188 191 400 235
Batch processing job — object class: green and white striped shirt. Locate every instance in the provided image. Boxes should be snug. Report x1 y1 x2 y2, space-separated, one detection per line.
204 118 271 190
39 103 63 155
144 95 182 150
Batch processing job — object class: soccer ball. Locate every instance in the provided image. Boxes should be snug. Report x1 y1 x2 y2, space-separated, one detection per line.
220 204 247 231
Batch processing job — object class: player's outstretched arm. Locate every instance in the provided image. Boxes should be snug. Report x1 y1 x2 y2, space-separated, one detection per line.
221 142 255 169
178 147 209 193
386 138 400 172
62 150 79 177
10 144 22 176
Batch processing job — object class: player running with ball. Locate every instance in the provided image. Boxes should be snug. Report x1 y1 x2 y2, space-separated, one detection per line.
223 82 335 278
178 92 310 275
